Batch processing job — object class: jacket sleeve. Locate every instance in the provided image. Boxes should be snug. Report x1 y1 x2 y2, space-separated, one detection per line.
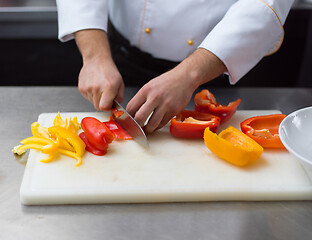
56 0 109 42
198 0 294 84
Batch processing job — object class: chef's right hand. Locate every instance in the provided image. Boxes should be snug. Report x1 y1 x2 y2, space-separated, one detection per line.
78 56 124 111
75 29 124 111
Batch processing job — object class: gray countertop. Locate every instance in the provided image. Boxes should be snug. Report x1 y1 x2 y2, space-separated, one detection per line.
1 86 312 240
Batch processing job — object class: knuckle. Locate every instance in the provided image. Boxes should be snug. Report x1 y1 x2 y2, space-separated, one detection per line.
141 83 151 92
93 83 101 93
164 99 174 109
79 83 92 94
104 80 113 90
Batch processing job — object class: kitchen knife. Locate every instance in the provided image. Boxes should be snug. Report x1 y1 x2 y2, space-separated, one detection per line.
112 100 149 149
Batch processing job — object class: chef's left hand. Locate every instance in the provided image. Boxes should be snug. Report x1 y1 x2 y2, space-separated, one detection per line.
126 48 227 133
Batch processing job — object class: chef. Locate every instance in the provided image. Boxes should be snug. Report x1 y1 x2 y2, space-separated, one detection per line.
56 0 294 133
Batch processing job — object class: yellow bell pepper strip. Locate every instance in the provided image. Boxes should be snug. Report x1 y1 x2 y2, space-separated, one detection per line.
66 116 80 134
51 115 85 166
203 126 263 166
39 138 59 163
48 127 75 152
13 113 86 167
58 149 83 166
48 126 86 163
13 143 44 155
40 137 82 166
31 122 50 139
21 136 55 146
56 137 75 152
53 112 66 127
13 136 55 154
31 120 75 152
40 153 56 163
54 112 80 133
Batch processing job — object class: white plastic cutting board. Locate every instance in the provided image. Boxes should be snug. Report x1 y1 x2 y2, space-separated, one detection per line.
20 110 312 205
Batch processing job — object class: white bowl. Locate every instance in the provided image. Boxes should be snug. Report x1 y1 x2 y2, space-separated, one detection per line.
279 106 312 180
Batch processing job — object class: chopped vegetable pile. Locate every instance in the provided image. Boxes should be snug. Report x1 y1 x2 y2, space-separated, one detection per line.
12 113 86 167
79 113 133 156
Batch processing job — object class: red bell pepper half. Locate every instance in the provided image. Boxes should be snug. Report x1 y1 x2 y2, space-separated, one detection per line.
194 89 241 123
240 114 286 149
103 120 133 140
79 132 107 156
170 110 220 139
81 117 114 151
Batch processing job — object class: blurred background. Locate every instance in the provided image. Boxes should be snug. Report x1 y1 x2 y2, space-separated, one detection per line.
0 0 311 87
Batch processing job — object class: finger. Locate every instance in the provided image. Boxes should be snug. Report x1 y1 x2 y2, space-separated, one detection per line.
126 89 147 117
81 83 98 110
78 82 89 101
132 100 156 127
99 91 114 111
92 90 101 110
115 82 125 104
85 91 94 104
98 84 120 111
79 82 95 106
80 90 89 101
155 112 175 131
78 72 90 101
144 107 167 133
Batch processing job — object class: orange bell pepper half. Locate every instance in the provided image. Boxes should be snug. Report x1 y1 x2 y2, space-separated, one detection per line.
240 114 286 149
194 89 241 123
204 126 263 166
170 110 220 139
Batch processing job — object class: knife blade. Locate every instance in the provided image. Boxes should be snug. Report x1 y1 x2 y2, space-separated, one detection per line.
112 100 149 149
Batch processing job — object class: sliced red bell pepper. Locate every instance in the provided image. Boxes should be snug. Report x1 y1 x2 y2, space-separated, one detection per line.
109 108 124 121
170 109 220 139
79 132 107 156
81 117 114 151
240 114 286 149
194 89 241 123
103 120 133 140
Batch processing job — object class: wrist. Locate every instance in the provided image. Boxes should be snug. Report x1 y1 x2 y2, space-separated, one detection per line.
82 51 113 66
74 29 112 64
180 48 227 89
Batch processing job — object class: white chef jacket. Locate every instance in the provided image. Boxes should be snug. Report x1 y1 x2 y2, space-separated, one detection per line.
56 0 294 84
